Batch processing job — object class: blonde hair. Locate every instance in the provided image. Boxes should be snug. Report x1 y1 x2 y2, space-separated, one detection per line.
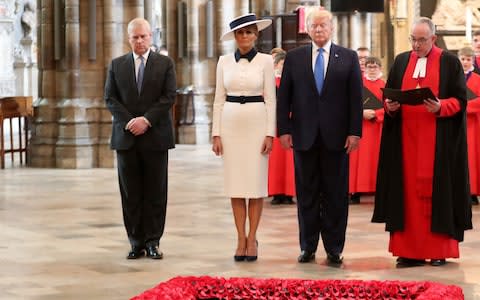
270 47 286 56
306 9 333 28
458 46 474 57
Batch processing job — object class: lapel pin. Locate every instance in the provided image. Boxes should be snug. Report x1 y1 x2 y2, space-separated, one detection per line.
335 53 339 58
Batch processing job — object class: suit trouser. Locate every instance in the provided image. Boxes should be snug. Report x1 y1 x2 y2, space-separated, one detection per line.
116 145 168 248
294 140 349 255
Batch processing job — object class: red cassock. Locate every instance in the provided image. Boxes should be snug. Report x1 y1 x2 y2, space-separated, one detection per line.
389 47 459 259
349 78 385 194
466 72 480 195
268 77 296 196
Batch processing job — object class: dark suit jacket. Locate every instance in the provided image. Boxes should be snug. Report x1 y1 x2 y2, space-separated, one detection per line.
277 43 363 151
104 51 177 150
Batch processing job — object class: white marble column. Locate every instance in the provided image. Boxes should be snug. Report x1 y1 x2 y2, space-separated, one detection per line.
348 12 372 50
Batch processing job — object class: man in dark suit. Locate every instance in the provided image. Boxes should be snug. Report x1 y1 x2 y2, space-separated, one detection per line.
104 18 176 259
277 9 363 265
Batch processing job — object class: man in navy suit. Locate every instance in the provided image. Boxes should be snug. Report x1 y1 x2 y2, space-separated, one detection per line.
104 18 176 260
277 9 363 265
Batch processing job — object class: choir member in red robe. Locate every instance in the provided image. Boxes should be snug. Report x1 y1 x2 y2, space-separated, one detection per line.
268 50 296 205
458 46 480 205
472 30 480 74
373 17 472 268
349 57 385 204
356 47 370 75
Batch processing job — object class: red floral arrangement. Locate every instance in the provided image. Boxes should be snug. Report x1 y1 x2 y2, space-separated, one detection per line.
131 276 464 300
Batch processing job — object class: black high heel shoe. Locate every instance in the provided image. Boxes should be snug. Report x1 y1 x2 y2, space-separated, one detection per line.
234 239 247 261
245 240 258 262
234 254 246 261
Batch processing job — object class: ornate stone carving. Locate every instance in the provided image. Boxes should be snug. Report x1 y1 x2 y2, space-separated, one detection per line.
432 0 480 29
19 0 35 38
0 0 15 18
0 79 15 95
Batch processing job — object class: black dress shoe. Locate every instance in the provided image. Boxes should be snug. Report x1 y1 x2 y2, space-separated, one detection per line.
271 195 284 205
471 195 479 205
146 245 163 259
126 247 145 259
326 253 343 265
349 193 360 204
395 257 426 267
298 250 315 263
430 259 446 266
283 196 295 205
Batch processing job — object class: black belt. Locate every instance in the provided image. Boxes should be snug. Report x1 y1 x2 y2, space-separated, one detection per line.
226 95 264 104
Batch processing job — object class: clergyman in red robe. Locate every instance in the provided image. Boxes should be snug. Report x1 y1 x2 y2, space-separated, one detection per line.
373 17 472 268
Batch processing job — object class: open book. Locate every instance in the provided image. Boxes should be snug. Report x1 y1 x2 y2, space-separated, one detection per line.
381 87 437 105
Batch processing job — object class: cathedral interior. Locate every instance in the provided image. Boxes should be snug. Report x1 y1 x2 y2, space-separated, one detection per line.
1 0 480 299
1 0 478 168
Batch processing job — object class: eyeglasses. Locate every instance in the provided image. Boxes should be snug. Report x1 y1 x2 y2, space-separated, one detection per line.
408 36 431 45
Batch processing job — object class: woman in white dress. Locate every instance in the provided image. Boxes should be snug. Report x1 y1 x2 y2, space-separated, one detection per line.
212 14 276 262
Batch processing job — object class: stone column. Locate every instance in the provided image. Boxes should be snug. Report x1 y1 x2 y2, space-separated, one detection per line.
348 12 372 50
173 0 248 144
29 0 59 167
271 0 286 15
54 0 96 168
392 0 411 56
217 0 248 55
250 0 266 15
174 0 216 144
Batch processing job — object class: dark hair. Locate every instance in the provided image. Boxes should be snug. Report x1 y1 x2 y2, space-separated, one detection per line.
234 24 259 37
365 56 382 67
357 47 369 52
473 29 480 37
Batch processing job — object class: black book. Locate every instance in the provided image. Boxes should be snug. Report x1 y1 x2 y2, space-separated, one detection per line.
362 86 383 110
381 87 437 105
467 86 477 101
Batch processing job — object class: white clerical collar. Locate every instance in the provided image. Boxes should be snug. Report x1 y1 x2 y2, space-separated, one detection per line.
413 57 427 79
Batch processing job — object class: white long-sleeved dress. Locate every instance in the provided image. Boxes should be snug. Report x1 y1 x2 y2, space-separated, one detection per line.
212 52 276 198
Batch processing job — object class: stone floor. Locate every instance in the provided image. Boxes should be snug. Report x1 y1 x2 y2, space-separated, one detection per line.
0 145 479 300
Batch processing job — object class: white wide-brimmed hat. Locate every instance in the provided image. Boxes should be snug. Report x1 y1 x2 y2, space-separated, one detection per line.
221 13 272 41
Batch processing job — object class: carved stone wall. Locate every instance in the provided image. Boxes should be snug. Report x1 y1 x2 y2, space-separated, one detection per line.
432 0 480 49
30 0 113 168
27 0 384 167
0 1 16 96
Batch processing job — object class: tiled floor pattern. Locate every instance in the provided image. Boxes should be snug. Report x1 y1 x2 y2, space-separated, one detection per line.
0 145 479 299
